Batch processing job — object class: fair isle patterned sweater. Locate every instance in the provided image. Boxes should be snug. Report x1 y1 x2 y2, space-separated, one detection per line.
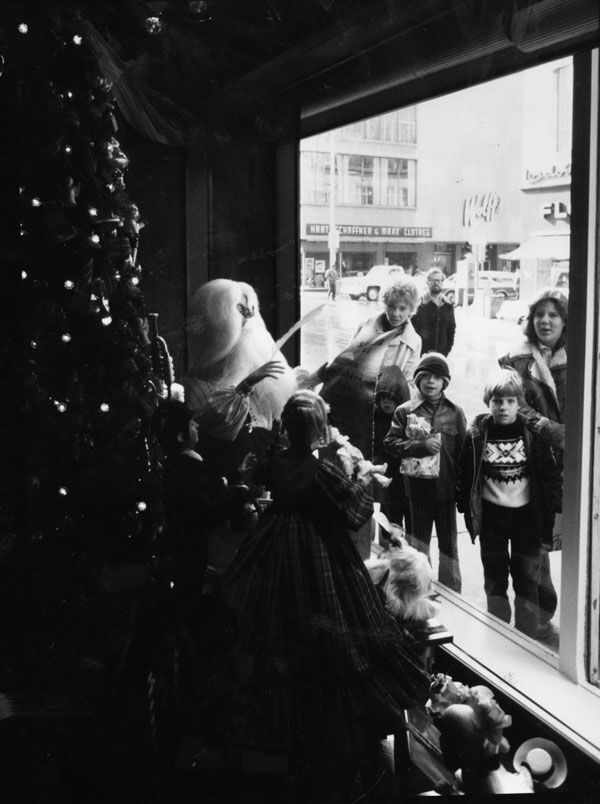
481 420 530 508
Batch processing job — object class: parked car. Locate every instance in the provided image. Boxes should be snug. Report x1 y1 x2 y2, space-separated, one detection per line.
347 264 405 301
443 271 520 304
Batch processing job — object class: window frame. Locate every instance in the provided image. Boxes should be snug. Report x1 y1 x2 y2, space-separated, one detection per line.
290 46 600 749
301 149 417 208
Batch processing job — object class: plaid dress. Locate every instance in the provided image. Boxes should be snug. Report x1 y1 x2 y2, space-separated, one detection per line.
216 449 429 758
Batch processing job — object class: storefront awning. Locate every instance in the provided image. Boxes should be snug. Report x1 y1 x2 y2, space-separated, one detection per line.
499 234 570 261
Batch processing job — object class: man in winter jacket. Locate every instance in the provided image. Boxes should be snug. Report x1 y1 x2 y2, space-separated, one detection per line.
411 267 456 356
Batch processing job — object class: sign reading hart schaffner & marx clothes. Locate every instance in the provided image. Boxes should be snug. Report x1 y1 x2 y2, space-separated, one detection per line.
306 223 433 238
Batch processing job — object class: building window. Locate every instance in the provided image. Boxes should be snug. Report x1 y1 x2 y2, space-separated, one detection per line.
383 157 416 207
340 120 366 139
301 151 417 207
366 116 381 141
300 151 338 205
347 155 374 205
340 108 417 144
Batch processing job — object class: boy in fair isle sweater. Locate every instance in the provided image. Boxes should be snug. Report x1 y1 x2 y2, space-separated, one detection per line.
456 369 562 638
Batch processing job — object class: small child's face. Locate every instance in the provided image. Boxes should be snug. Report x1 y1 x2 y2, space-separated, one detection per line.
418 372 445 400
378 395 398 415
489 395 519 425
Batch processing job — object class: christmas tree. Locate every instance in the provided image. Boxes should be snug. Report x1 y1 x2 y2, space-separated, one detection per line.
2 7 174 791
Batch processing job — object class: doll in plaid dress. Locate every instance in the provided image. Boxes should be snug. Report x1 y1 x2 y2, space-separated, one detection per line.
216 391 429 791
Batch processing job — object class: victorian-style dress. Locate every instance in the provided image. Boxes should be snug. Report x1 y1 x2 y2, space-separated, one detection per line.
214 445 429 762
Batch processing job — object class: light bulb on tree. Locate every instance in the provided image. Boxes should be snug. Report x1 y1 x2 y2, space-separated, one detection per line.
100 403 110 413
61 333 72 343
64 279 74 290
136 501 147 512
18 23 28 34
31 197 42 207
58 487 68 496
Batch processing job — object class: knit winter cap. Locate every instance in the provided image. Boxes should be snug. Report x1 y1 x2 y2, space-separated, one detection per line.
375 365 410 404
414 352 451 389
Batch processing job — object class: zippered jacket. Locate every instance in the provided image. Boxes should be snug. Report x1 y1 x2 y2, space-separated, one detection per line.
384 393 466 503
411 294 456 356
456 412 562 545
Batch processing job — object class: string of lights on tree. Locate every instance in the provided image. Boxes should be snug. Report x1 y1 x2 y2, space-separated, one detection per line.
14 10 170 561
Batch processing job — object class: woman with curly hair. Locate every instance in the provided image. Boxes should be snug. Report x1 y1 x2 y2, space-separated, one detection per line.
319 277 422 552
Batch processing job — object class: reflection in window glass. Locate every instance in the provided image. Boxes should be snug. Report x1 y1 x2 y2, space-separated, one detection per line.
299 57 574 652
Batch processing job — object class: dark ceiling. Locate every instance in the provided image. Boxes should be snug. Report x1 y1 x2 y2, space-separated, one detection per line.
6 0 597 146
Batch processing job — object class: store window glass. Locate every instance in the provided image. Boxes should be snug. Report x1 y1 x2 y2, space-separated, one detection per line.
299 55 578 655
555 62 573 154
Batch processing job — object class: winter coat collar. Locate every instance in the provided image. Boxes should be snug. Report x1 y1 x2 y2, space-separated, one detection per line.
468 411 531 438
504 339 566 399
370 314 421 352
406 391 457 413
469 412 493 437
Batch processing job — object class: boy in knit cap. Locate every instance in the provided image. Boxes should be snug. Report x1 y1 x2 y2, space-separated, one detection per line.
456 369 562 637
384 352 466 591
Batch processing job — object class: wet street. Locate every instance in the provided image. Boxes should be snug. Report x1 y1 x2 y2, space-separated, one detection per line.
299 290 561 640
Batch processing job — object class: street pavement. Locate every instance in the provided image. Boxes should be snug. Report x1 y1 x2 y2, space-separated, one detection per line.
299 290 561 640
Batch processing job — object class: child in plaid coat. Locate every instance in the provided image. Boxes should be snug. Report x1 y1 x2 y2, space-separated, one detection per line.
215 391 429 792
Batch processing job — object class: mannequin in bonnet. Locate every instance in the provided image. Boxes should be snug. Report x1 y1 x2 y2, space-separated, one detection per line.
183 278 309 479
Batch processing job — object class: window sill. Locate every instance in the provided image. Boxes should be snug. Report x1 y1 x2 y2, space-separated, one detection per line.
435 586 600 764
